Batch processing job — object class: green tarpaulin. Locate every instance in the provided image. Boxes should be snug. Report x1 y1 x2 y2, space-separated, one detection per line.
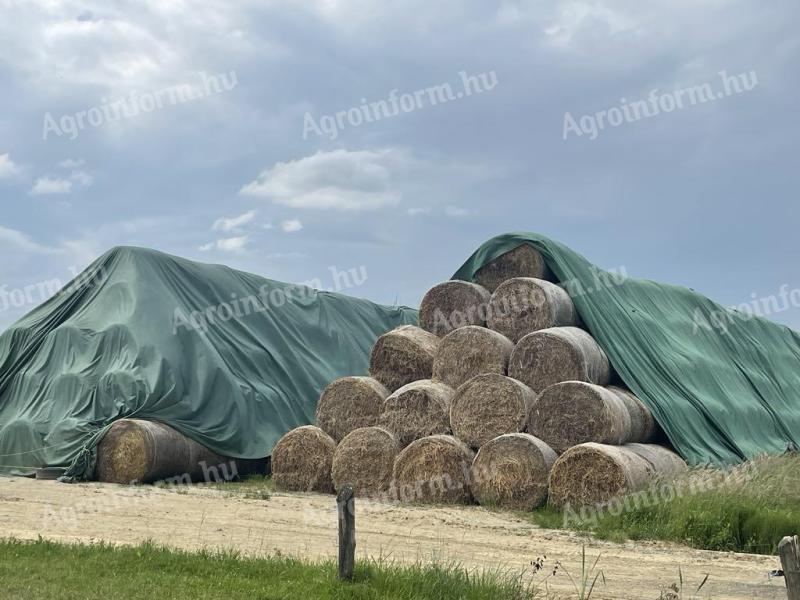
0 247 416 480
453 233 800 465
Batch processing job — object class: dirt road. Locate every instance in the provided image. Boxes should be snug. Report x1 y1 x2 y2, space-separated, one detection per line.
0 476 785 599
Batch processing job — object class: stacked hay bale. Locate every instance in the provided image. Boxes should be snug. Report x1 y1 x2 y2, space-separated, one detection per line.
273 244 685 510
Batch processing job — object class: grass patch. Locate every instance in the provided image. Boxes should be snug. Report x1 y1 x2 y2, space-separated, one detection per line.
208 474 275 500
526 454 800 555
0 538 538 600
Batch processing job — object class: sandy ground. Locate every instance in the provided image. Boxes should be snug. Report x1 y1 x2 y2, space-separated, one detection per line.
0 476 787 600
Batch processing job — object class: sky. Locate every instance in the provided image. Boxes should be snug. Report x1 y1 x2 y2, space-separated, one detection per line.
0 0 798 331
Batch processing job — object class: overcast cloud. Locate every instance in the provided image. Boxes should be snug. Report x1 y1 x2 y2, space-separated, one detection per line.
1 0 798 329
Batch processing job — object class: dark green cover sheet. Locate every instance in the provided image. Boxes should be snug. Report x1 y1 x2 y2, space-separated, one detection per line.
453 233 800 465
0 247 416 479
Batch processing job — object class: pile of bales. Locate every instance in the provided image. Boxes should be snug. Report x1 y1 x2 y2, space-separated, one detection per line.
273 245 687 510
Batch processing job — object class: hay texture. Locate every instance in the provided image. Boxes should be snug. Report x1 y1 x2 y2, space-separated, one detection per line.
419 281 491 337
509 327 610 393
316 376 390 442
96 419 266 484
608 386 658 443
530 381 635 453
488 277 579 343
272 425 336 493
470 433 557 510
626 442 687 474
449 374 534 448
392 435 475 504
369 325 440 391
474 244 553 292
379 379 454 446
331 427 400 496
548 442 685 507
96 419 191 484
432 326 514 390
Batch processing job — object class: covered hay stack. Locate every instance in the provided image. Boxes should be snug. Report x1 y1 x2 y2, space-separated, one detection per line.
474 244 553 292
96 419 193 484
470 433 557 510
331 427 400 496
392 435 475 504
529 381 657 452
509 326 611 393
419 281 491 337
488 277 579 343
449 374 534 448
379 379 454 446
432 326 514 390
272 425 336 493
548 442 686 507
369 325 440 391
316 376 390 442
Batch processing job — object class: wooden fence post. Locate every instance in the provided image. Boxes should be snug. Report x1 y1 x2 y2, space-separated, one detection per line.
779 535 800 600
337 484 355 581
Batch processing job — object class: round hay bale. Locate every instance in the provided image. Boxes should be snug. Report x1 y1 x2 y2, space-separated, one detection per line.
392 435 475 504
271 425 336 493
529 381 633 453
626 443 686 475
450 374 534 448
470 433 557 510
316 376 390 442
369 325 441 391
187 443 227 483
379 379 454 446
96 419 191 484
509 327 610 393
488 278 579 343
419 281 491 337
608 386 658 442
331 427 400 496
432 326 514 390
474 244 553 292
547 442 653 507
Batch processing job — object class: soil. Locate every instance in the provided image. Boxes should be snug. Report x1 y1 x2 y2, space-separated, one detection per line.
0 476 785 599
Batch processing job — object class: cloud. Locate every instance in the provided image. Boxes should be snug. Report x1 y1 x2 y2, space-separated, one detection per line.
69 170 94 187
199 236 249 253
29 177 73 195
59 158 85 169
0 154 20 179
280 219 303 233
212 210 257 232
240 149 403 211
265 252 308 260
0 225 57 254
445 205 476 217
407 207 430 216
542 3 639 49
28 170 93 195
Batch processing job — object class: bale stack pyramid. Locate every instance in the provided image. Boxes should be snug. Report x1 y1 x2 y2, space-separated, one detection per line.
274 245 687 509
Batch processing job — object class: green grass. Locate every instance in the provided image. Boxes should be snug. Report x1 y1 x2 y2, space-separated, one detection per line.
0 538 538 600
208 474 275 500
526 454 800 555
